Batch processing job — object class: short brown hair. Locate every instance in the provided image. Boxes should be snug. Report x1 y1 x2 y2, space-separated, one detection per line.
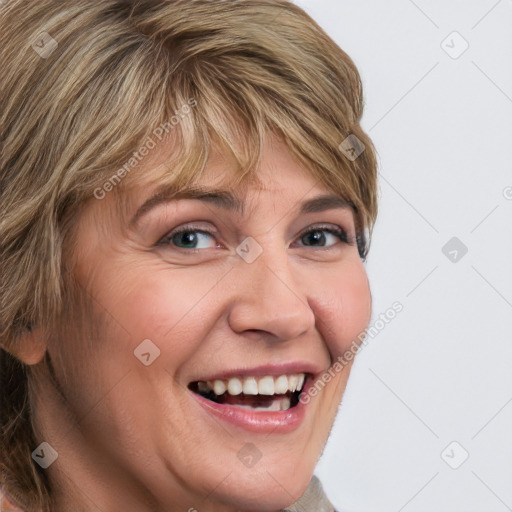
0 0 378 509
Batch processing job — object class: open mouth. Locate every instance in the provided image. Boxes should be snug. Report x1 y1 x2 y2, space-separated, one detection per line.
189 374 308 412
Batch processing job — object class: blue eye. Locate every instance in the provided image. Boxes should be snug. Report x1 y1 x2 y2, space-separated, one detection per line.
164 229 217 249
159 224 354 251
298 226 353 248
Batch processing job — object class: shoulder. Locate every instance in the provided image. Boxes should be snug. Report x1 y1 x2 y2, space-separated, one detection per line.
283 474 338 512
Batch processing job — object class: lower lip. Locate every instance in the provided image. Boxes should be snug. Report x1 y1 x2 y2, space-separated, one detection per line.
190 385 311 434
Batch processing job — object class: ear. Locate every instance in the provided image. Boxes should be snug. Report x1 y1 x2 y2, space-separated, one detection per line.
10 324 48 365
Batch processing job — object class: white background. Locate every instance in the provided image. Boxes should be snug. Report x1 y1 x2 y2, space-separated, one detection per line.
292 1 512 511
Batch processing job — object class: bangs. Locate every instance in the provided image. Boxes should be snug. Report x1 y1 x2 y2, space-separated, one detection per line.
113 53 374 256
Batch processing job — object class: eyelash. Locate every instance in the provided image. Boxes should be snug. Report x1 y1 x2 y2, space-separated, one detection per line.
159 223 355 250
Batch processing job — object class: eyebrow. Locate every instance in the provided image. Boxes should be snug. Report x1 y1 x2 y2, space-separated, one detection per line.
130 185 355 227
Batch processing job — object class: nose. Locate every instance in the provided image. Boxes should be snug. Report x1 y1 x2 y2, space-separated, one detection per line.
227 245 316 341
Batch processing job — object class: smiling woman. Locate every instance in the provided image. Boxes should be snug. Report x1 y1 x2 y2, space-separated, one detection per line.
0 1 378 511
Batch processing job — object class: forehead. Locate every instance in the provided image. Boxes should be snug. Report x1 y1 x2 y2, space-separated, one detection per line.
129 133 316 187
68 135 358 270
81 132 357 244
120 134 338 211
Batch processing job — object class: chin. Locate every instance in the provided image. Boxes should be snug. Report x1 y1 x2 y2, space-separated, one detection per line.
207 458 314 511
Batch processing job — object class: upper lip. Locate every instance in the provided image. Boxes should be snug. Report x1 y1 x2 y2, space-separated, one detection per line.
189 361 326 383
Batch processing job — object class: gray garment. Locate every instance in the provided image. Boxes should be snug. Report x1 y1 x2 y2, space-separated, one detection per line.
282 475 336 512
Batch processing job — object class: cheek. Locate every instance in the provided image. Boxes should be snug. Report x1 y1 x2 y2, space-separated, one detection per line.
98 265 226 354
308 260 371 357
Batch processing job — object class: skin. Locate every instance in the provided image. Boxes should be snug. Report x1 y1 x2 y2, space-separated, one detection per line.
20 134 372 512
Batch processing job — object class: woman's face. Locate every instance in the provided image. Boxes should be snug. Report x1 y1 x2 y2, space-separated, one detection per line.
45 135 372 511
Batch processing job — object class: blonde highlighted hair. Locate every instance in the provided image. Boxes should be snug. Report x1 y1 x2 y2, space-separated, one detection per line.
0 0 378 509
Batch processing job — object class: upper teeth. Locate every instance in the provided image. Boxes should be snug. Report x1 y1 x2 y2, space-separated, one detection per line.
200 374 306 396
